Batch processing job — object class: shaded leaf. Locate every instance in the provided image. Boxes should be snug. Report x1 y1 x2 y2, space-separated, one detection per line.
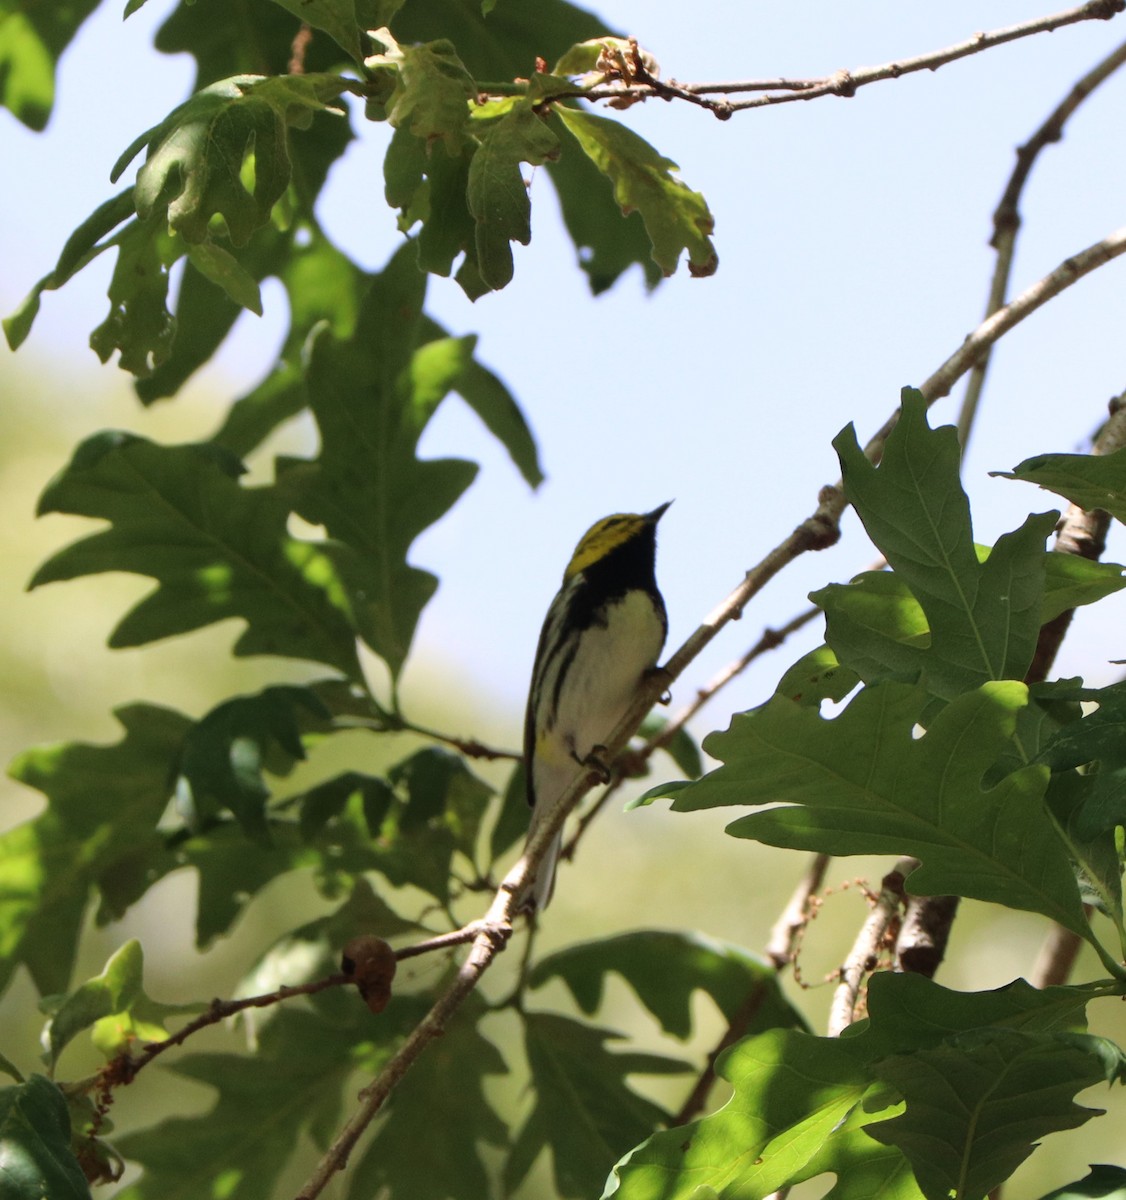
238 877 420 1007
508 1012 690 1199
208 229 364 450
0 0 100 130
121 73 348 247
532 930 804 1041
489 760 529 861
88 213 180 377
420 314 543 487
184 241 263 314
0 1075 91 1200
365 27 476 152
176 685 330 840
546 111 663 293
774 644 860 706
264 0 367 62
637 715 703 779
669 681 1094 942
868 1029 1124 1200
815 552 1126 694
393 0 614 81
31 433 362 678
3 705 189 996
1038 1165 1126 1200
114 993 394 1200
554 107 717 279
467 101 561 289
346 993 507 1200
279 244 479 674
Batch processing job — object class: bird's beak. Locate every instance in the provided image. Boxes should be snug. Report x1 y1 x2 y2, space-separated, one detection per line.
646 501 673 523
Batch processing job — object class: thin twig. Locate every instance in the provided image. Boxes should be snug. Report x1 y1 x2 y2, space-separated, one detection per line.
723 0 1125 112
1031 920 1086 986
568 0 1124 115
957 37 1126 450
671 979 772 1125
767 853 833 970
827 859 913 1037
293 227 1126 1200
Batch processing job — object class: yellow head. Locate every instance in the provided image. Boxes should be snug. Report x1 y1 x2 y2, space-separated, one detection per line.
563 502 671 581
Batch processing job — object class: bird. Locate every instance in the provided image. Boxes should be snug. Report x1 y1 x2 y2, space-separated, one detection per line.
522 502 670 909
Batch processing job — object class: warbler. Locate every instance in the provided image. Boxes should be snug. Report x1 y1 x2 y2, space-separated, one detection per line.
523 503 670 909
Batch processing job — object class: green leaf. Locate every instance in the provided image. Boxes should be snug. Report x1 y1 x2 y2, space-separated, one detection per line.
508 1012 691 1199
774 644 860 706
365 28 476 152
392 0 612 81
997 447 1126 524
137 105 355 403
88 213 181 377
41 940 145 1071
184 241 263 314
208 230 363 448
176 686 330 840
0 1 99 130
1038 1165 1126 1200
279 244 479 674
467 102 561 290
825 390 1057 699
812 551 1124 697
1042 553 1126 619
0 1075 92 1200
388 747 493 863
605 1027 873 1200
1044 773 1125 944
868 1029 1123 1200
532 930 805 1040
545 110 663 294
31 432 363 678
113 993 392 1200
670 681 1094 942
789 1099 926 1200
3 705 190 996
637 715 703 779
420 316 543 487
123 73 348 247
345 993 507 1200
554 107 717 279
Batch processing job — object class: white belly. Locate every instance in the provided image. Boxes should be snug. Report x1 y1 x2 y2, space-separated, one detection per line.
538 589 666 792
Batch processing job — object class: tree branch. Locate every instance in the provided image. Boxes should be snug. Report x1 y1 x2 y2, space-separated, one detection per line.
827 859 913 1036
957 36 1126 449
